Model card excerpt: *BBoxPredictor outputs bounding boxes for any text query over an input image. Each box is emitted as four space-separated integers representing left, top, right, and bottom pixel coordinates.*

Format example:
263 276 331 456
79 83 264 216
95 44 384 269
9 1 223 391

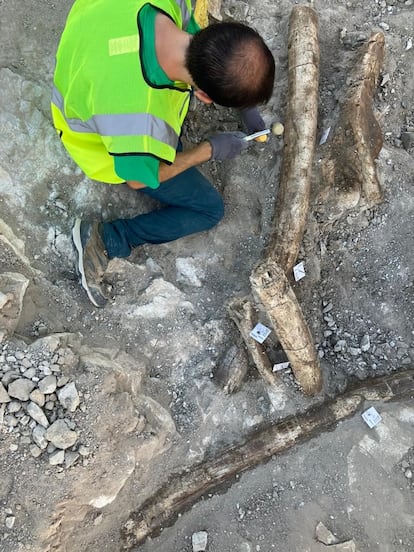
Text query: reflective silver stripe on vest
175 0 191 28
52 86 178 146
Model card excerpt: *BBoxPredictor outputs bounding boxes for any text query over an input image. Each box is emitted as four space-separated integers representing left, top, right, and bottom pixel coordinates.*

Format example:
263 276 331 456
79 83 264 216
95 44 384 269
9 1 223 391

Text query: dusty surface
138 399 414 552
0 0 413 551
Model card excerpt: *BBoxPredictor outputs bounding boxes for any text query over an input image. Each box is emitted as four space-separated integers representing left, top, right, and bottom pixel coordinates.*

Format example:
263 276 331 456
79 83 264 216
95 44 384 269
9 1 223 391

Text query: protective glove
239 107 266 134
208 131 249 160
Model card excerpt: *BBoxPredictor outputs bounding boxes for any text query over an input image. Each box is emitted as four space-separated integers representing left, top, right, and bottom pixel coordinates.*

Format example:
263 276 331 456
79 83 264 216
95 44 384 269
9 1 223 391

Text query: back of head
186 22 275 108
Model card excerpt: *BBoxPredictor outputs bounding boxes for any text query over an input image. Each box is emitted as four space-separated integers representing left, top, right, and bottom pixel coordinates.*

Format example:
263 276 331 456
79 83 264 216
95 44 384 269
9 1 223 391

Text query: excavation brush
244 122 285 142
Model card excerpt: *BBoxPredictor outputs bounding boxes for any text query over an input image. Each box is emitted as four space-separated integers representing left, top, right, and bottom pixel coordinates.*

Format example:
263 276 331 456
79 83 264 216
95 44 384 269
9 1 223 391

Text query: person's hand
239 107 266 134
208 131 249 160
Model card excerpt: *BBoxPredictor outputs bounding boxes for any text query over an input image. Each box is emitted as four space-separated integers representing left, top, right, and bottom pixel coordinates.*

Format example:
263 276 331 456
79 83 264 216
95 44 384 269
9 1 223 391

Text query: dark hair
185 22 275 108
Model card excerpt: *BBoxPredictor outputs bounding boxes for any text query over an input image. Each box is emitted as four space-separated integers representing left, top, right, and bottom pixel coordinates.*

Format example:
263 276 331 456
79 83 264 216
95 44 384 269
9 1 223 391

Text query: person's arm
126 141 211 189
159 141 212 181
126 132 249 189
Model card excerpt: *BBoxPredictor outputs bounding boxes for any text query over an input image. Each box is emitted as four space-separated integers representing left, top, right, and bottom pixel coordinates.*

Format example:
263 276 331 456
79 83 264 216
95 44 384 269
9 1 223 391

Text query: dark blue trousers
102 165 224 259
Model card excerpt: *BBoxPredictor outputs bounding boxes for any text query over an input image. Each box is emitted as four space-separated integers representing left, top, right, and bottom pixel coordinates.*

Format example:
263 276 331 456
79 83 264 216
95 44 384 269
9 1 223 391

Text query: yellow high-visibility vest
52 0 194 183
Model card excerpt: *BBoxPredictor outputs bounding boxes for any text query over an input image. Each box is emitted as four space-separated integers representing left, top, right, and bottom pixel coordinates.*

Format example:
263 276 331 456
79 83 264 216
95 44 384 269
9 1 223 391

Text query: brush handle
243 129 271 141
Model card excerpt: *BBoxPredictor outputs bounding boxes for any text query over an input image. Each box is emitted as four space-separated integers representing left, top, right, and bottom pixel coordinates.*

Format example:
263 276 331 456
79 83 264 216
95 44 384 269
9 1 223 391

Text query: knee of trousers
205 196 224 228
203 192 225 228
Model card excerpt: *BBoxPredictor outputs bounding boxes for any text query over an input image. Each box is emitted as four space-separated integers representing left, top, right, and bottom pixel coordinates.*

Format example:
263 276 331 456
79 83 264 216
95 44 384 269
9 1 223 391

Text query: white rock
78 445 91 457
129 278 194 319
360 334 371 352
30 388 46 407
0 291 12 309
381 73 390 86
49 449 65 465
0 273 30 338
0 382 10 403
23 367 36 379
7 401 21 413
315 521 339 545
5 516 15 529
176 257 203 287
40 366 52 376
192 531 208 552
65 451 80 468
29 444 43 458
8 378 36 401
45 419 78 449
32 425 48 449
5 415 19 428
38 375 57 394
57 375 69 387
27 401 49 428
57 382 80 412
22 358 32 369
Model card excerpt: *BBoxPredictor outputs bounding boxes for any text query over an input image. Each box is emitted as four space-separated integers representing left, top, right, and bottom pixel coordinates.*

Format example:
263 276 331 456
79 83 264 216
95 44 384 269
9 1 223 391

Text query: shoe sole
72 218 101 308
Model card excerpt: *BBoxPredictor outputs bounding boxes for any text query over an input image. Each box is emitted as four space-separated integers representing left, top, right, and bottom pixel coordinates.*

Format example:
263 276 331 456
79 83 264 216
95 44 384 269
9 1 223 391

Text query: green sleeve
114 154 160 189
186 13 201 34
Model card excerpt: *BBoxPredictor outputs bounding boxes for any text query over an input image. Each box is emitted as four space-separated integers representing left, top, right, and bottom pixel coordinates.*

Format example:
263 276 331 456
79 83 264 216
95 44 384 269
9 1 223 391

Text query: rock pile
0 340 89 468
317 299 413 380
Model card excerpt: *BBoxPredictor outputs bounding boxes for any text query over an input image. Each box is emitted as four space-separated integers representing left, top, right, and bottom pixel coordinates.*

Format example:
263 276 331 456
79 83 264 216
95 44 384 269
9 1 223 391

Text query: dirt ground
0 0 413 551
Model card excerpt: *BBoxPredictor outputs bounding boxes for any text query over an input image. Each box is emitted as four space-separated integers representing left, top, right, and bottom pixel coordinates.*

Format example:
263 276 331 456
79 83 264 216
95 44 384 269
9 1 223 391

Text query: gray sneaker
72 218 109 308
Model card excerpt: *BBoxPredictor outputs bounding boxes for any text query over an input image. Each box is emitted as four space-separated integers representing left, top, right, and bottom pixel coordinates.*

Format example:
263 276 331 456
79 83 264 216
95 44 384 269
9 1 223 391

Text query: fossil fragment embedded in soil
227 296 277 387
320 32 385 217
122 369 414 550
251 259 322 396
213 342 249 395
266 5 320 274
228 6 321 395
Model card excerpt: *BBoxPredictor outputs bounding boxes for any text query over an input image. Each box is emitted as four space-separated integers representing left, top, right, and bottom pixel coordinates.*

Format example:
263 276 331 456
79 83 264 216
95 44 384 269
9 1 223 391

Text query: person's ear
194 89 213 104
